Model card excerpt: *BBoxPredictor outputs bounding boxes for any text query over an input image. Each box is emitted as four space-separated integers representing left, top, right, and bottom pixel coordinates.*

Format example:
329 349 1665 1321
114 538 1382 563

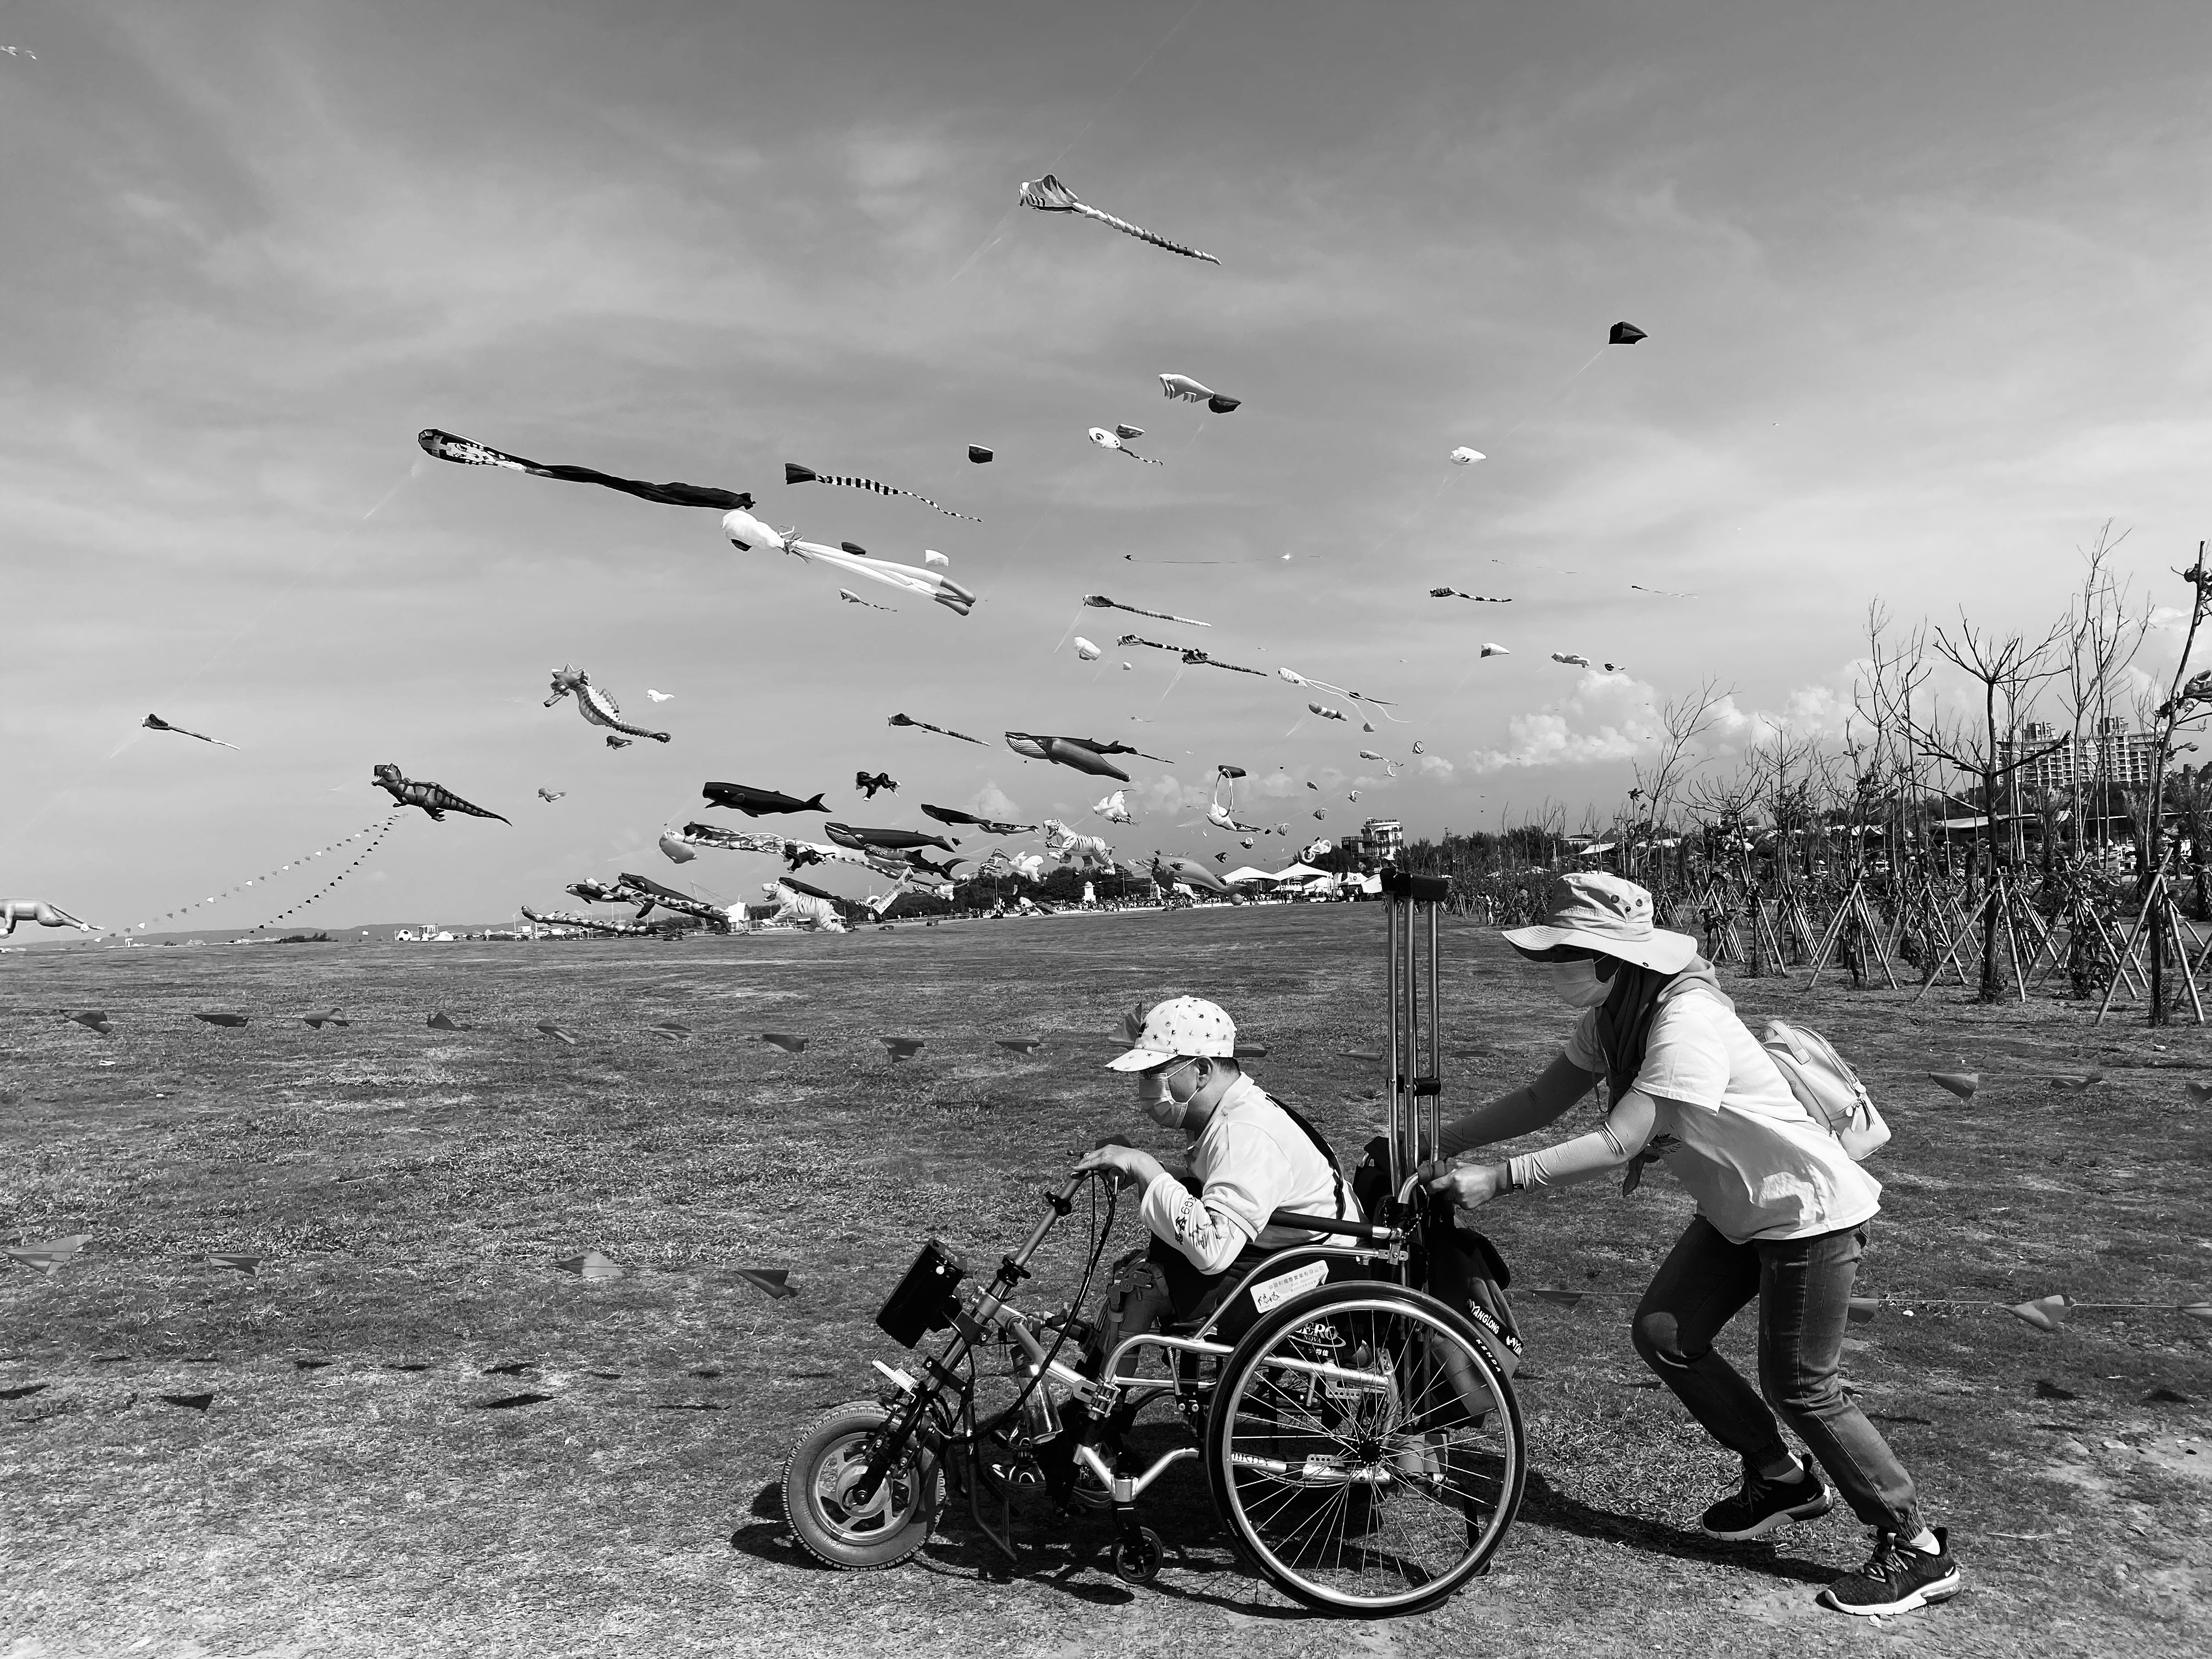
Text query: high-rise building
2000 720 2161 793
1338 819 1408 868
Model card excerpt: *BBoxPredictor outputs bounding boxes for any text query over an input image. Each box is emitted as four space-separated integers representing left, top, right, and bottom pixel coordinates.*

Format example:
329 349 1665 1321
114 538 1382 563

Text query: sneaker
1820 1527 1961 1617
1700 1463 1835 1539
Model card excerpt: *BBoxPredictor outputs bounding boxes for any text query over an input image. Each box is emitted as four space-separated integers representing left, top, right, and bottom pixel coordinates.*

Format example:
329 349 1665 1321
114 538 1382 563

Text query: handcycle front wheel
783 1401 941 1570
1204 1282 1525 1615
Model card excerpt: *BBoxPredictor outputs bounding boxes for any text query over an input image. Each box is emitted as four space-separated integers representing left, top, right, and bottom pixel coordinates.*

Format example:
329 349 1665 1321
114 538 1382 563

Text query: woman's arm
1429 1088 1659 1207
1434 1053 1598 1160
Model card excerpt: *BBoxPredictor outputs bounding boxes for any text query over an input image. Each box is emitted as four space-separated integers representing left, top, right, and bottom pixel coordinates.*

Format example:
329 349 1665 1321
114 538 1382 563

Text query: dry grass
2 907 2208 1658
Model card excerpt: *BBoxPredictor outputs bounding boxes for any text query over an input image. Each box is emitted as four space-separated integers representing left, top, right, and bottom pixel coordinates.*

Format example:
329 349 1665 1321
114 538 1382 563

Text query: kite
1308 703 1347 722
839 588 892 611
735 1266 798 1301
1412 741 1425 754
1153 855 1230 896
1018 173 1218 264
1550 653 1592 668
1084 594 1210 628
1089 424 1163 465
143 713 239 749
1 46 35 59
544 665 670 744
1118 633 1183 655
919 805 1036 834
1094 790 1133 825
879 1036 926 1061
5 1235 87 1276
1449 447 1485 465
657 832 697 864
555 1251 622 1279
1629 585 1696 599
1306 781 1318 791
538 1023 580 1046
207 1252 261 1274
783 462 978 522
1006 732 1124 780
1609 321 1647 346
538 788 565 803
1347 792 1360 802
701 783 827 817
1481 644 1510 658
1159 374 1241 414
300 1011 348 1029
522 904 657 938
69 1009 112 1034
763 878 858 931
194 1013 247 1028
1041 821 1115 872
1277 667 1398 710
647 689 674 702
855 771 899 800
888 712 988 746
923 550 949 567
418 428 754 511
668 823 898 875
1313 809 1328 820
721 509 979 616
373 764 509 824
1207 802 1262 833
1929 1071 1979 1101
1601 662 1626 674
902 850 963 881
1180 648 1268 678
1074 637 1103 661
1358 750 1384 761
427 1012 472 1031
1429 589 1511 602
968 444 994 464
606 736 633 749
823 823 958 855
1302 839 1331 862
3 900 92 936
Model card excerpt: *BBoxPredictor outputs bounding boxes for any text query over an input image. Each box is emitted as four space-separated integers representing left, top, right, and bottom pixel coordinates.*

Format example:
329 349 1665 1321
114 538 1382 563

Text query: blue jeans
1632 1216 1922 1535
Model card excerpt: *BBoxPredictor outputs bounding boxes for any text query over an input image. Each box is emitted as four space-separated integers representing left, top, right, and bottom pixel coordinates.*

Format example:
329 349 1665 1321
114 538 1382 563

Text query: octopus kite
372 764 509 824
1018 173 1219 264
722 509 979 615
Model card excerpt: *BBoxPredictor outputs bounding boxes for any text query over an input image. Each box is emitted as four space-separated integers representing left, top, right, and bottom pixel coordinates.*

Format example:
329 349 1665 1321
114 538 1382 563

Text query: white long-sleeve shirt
1138 1074 1358 1273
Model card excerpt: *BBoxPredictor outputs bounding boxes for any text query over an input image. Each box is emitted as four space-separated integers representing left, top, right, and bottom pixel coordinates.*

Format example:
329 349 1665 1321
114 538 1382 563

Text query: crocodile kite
372 764 509 824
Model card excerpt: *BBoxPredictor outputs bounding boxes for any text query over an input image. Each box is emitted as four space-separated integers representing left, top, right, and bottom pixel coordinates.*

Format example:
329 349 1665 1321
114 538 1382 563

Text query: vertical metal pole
1401 885 1418 1178
1386 891 1403 1190
1424 899 1441 1167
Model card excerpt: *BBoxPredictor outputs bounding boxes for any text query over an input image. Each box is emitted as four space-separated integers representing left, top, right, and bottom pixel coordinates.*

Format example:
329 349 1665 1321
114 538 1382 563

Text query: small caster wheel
1111 1526 1164 1584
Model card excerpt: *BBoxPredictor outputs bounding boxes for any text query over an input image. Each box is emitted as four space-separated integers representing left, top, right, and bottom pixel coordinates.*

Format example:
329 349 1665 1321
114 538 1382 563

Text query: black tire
783 1401 940 1570
1205 1283 1524 1615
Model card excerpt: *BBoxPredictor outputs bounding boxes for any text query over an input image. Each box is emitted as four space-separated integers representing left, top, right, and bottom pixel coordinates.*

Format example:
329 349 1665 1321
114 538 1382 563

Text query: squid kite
839 589 892 611
1429 588 1512 602
1449 447 1485 466
920 804 1037 834
419 428 753 511
2 899 91 936
143 713 238 749
855 771 898 799
545 665 670 744
1089 424 1161 465
1609 321 1647 345
721 509 979 616
1159 374 1240 414
1074 637 1103 662
373 764 507 824
1018 173 1218 264
1093 790 1133 825
784 462 979 522
1084 594 1210 629
1278 667 1396 709
889 712 987 746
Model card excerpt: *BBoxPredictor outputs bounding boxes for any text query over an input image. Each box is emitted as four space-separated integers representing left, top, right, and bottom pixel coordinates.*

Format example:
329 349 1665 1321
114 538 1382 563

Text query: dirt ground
2 905 2207 1658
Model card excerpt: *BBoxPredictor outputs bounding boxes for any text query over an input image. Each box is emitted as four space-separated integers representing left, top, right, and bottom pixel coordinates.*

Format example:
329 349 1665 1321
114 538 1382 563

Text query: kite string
91 812 402 940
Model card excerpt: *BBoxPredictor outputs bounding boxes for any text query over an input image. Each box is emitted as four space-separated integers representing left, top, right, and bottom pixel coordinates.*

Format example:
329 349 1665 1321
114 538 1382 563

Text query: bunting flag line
784 463 979 522
94 813 403 940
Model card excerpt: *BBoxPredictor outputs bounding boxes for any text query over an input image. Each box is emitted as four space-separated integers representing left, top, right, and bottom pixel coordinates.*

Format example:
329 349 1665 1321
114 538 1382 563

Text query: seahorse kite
544 665 670 744
372 764 509 824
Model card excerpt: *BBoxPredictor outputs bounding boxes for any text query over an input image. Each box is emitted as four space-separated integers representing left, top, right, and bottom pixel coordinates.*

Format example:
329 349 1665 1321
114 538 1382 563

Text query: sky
3 1 2210 930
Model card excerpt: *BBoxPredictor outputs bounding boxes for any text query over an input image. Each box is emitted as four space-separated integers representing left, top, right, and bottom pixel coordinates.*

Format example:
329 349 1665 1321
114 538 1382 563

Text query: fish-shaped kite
1153 855 1231 896
657 832 697 864
1180 648 1267 678
373 764 509 824
1018 173 1218 264
701 782 827 817
784 462 979 521
143 713 239 749
825 823 958 856
668 823 899 876
1629 584 1696 599
839 588 892 610
888 712 987 746
521 904 658 938
605 735 631 749
720 509 979 616
919 805 1037 834
855 771 898 799
1429 588 1512 602
1006 733 1126 781
418 428 754 511
1159 374 1241 414
1088 424 1162 465
1084 594 1210 628
544 665 670 744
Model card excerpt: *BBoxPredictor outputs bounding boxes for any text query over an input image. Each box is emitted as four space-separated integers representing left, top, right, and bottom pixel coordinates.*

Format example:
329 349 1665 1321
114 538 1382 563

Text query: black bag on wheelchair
1354 1133 1523 1375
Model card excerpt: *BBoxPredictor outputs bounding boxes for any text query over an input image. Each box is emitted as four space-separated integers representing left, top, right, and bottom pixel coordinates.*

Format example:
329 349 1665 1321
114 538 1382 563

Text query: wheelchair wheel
1204 1283 1523 1615
783 1401 941 1570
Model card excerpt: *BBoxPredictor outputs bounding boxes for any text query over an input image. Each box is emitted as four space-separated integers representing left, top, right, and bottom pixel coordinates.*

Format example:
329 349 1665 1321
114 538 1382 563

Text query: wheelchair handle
1268 1208 1399 1244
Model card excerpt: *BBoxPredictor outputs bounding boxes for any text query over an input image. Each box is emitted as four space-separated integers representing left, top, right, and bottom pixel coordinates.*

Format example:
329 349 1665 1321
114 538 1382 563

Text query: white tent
1268 861 1330 881
1224 866 1279 884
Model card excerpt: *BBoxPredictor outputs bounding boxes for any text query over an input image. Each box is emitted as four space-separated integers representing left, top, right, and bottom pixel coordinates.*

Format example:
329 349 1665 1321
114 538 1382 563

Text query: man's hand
1074 1142 1169 1192
1421 1158 1508 1210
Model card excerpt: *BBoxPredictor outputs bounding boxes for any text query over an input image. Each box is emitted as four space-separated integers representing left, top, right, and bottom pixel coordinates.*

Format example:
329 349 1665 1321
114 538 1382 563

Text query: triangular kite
995 1039 1045 1055
426 1011 471 1031
759 1033 808 1053
160 1392 216 1411
2008 1294 2073 1332
536 1022 578 1045
1608 321 1647 345
554 1251 624 1280
194 1012 248 1028
648 1022 692 1041
735 1267 797 1301
1524 1289 1585 1307
301 1011 348 1029
1846 1297 1878 1325
1928 1071 1979 1100
880 1036 926 1060
70 1010 112 1035
206 1252 261 1274
2033 1377 2079 1400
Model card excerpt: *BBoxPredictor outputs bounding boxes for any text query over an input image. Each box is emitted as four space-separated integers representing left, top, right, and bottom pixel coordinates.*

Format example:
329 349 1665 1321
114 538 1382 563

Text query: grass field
3 905 2208 1659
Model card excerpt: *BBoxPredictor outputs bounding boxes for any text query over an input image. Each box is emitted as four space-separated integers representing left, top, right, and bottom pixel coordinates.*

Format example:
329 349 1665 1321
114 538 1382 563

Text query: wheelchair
781 872 1525 1615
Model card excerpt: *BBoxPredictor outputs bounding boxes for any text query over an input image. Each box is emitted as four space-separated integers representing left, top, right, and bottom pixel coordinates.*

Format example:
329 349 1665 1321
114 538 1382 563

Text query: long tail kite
1018 174 1218 264
544 666 670 743
1084 594 1210 629
417 428 754 511
372 764 509 825
143 713 239 749
888 712 986 745
668 822 902 877
838 589 892 611
721 510 979 616
1278 667 1402 715
785 464 979 522
1180 648 1267 678
1429 588 1514 603
522 904 657 938
920 805 1038 834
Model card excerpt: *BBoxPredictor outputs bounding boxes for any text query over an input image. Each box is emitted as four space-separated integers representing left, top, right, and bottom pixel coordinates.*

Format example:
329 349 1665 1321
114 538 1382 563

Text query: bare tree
2059 523 2150 862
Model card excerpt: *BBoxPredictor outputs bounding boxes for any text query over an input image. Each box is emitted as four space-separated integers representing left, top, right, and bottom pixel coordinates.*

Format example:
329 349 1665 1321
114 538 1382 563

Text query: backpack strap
1257 1090 1348 1220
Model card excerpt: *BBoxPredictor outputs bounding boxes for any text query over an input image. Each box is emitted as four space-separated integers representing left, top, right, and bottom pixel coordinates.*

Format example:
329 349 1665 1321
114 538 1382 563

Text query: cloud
965 781 1021 821
1470 672 1661 774
1418 753 1455 779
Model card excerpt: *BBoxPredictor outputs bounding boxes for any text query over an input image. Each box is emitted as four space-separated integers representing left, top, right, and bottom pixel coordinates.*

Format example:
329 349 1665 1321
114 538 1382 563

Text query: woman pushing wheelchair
1422 872 1961 1620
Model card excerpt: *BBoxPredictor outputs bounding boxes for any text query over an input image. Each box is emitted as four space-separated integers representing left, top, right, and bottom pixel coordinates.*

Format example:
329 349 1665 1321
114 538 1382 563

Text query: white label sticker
1249 1260 1330 1313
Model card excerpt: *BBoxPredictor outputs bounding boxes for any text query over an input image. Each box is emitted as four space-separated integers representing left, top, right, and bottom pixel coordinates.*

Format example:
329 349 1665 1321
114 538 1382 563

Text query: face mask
1548 959 1615 1008
1137 1059 1199 1129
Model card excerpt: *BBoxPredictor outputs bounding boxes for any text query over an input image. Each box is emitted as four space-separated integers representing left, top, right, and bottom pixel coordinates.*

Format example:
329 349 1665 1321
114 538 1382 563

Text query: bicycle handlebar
1268 1209 1400 1244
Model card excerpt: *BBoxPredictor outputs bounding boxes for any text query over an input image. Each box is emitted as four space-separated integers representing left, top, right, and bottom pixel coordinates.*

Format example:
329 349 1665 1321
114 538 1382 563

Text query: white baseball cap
1104 996 1237 1071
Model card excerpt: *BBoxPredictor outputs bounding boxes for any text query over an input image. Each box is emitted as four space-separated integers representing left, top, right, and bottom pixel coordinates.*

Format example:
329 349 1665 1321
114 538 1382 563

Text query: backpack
1759 1018 1890 1160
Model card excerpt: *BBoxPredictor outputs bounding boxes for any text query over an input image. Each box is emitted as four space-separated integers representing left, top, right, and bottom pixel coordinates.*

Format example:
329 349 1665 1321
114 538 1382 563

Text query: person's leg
1754 1225 1922 1536
1632 1218 1787 1468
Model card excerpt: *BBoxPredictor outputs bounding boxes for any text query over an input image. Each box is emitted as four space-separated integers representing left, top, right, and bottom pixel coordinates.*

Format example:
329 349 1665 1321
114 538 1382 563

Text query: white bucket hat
1105 996 1237 1071
1502 872 1697 973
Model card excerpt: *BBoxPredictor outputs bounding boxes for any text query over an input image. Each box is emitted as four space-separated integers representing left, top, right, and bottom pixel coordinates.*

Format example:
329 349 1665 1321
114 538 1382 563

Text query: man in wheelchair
1071 997 1361 1379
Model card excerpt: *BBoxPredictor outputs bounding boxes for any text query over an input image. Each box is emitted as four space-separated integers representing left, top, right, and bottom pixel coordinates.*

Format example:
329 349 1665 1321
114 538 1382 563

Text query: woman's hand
1421 1158 1508 1210
1074 1143 1167 1192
